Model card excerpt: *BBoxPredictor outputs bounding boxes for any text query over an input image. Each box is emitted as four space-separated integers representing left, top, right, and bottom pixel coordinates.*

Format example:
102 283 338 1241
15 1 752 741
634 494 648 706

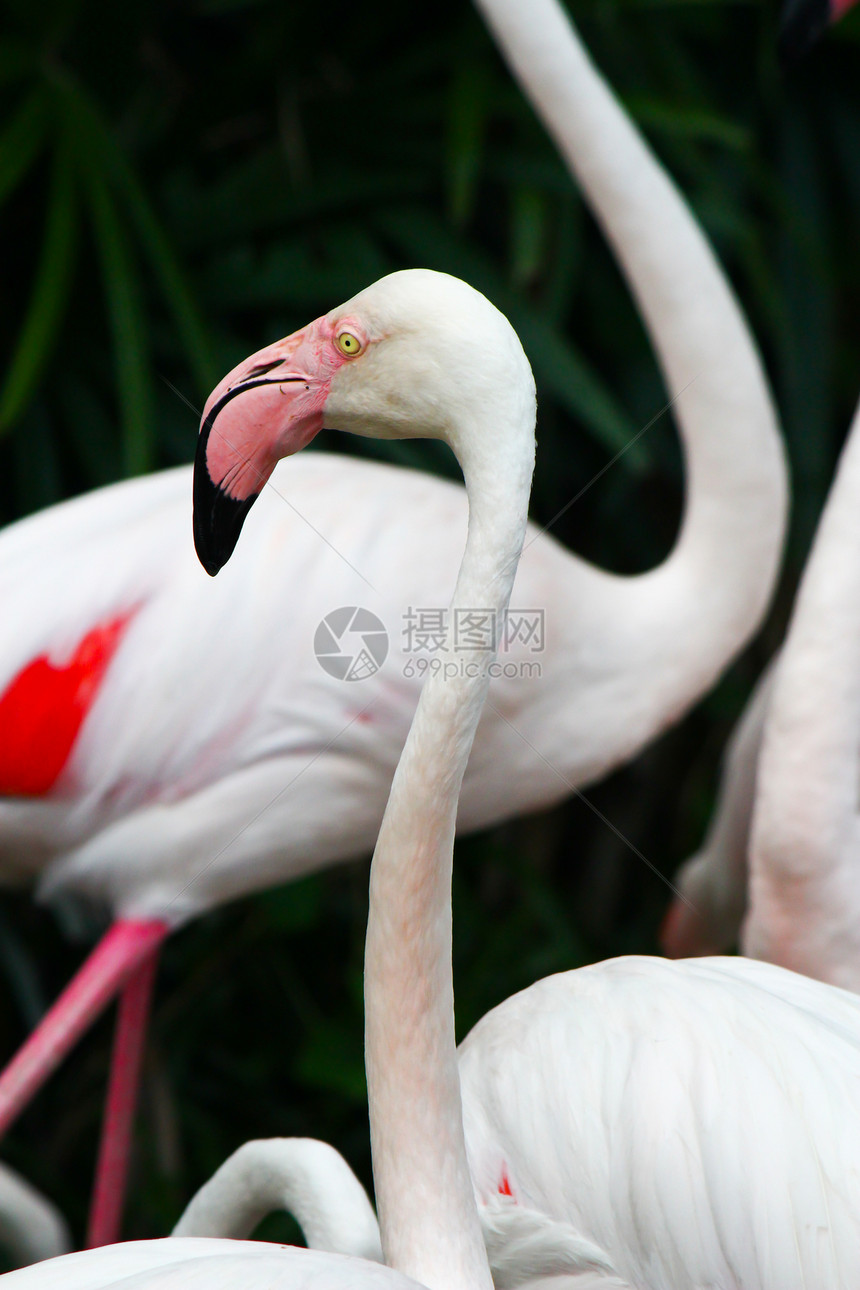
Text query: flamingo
661 0 860 965
197 268 860 1287
666 0 860 960
3 267 858 1290
0 1165 69 1269
663 396 860 990
0 0 786 1246
0 266 541 1290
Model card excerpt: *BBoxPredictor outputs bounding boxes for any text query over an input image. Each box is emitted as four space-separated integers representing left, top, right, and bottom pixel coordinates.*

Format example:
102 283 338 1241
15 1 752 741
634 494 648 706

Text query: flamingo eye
336 331 363 358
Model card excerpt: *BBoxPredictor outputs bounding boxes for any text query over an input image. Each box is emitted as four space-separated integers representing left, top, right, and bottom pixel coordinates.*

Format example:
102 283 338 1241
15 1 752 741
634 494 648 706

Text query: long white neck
747 399 860 958
171 1138 382 1261
475 0 787 729
365 407 535 1290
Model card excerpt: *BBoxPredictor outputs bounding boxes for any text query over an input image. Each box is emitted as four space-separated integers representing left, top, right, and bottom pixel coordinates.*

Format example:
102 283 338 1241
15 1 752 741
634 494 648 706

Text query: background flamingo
661 0 860 971
0 0 786 1248
663 394 860 992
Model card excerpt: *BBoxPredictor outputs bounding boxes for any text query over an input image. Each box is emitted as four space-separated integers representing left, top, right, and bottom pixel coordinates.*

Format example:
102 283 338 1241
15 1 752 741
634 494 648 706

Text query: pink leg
86 947 161 1248
0 920 168 1138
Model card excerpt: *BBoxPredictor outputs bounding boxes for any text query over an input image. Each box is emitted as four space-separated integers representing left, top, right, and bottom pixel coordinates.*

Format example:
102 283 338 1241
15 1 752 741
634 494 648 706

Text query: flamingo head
193 268 533 576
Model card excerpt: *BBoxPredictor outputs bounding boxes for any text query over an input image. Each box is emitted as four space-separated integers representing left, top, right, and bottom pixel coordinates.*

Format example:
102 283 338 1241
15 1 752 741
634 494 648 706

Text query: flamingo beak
193 326 327 576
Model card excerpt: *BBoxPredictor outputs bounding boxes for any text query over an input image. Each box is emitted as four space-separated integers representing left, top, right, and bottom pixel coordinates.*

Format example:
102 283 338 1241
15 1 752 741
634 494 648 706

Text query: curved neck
171 1138 382 1261
752 399 860 883
365 412 534 1290
475 0 787 676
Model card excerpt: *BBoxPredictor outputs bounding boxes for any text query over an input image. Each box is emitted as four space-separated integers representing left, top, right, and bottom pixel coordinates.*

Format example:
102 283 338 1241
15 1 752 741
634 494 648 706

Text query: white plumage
460 955 860 1288
662 395 860 995
172 1138 382 1261
0 271 852 1290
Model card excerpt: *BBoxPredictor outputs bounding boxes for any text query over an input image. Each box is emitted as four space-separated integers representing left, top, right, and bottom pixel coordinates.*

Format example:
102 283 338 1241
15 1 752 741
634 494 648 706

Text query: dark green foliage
0 0 859 1257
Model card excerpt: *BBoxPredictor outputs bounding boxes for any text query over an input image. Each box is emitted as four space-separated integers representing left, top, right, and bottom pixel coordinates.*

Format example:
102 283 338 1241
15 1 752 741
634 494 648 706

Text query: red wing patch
498 1166 514 1198
0 611 137 797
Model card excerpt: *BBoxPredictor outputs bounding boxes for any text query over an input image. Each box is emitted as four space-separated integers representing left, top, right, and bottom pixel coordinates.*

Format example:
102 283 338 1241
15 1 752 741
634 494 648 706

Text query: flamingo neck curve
172 1138 382 1260
474 0 787 730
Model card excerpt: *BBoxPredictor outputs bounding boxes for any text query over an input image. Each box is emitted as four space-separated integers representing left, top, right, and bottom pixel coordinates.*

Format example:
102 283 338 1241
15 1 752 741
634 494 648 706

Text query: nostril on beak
245 359 286 379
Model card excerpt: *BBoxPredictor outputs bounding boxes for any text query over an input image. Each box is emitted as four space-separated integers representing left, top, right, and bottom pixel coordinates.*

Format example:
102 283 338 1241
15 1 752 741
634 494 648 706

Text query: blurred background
0 0 859 1256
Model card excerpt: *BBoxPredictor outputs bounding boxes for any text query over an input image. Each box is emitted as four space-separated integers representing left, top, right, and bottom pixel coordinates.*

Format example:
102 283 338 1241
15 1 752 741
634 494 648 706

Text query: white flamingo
201 268 860 1286
661 0 860 970
2 269 859 1290
0 265 540 1290
0 0 786 1246
663 395 860 992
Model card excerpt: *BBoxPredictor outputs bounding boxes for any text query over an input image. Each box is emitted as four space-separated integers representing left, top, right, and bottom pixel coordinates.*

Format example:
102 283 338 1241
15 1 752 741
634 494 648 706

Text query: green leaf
59 372 121 484
542 193 582 326
112 156 220 398
12 400 62 512
83 161 154 476
52 78 219 399
446 53 491 225
0 37 35 88
0 137 77 435
509 186 548 286
0 87 48 209
627 96 753 152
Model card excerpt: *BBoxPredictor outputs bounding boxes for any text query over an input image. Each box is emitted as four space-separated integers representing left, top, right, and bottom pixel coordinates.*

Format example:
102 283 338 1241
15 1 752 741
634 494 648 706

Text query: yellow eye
336 331 363 357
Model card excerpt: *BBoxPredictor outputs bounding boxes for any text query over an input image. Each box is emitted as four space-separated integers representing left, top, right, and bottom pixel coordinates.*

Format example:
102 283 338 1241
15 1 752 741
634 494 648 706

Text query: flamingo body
0 1239 425 1290
662 397 860 993
0 444 768 926
0 452 635 922
461 955 860 1288
160 953 860 1289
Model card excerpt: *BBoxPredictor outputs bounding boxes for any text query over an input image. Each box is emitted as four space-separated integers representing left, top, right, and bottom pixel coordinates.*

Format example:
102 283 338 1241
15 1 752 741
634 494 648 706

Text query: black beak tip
778 0 831 64
192 435 259 577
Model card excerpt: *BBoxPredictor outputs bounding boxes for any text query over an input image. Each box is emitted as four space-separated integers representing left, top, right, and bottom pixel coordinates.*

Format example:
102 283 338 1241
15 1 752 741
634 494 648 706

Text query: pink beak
193 323 330 576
